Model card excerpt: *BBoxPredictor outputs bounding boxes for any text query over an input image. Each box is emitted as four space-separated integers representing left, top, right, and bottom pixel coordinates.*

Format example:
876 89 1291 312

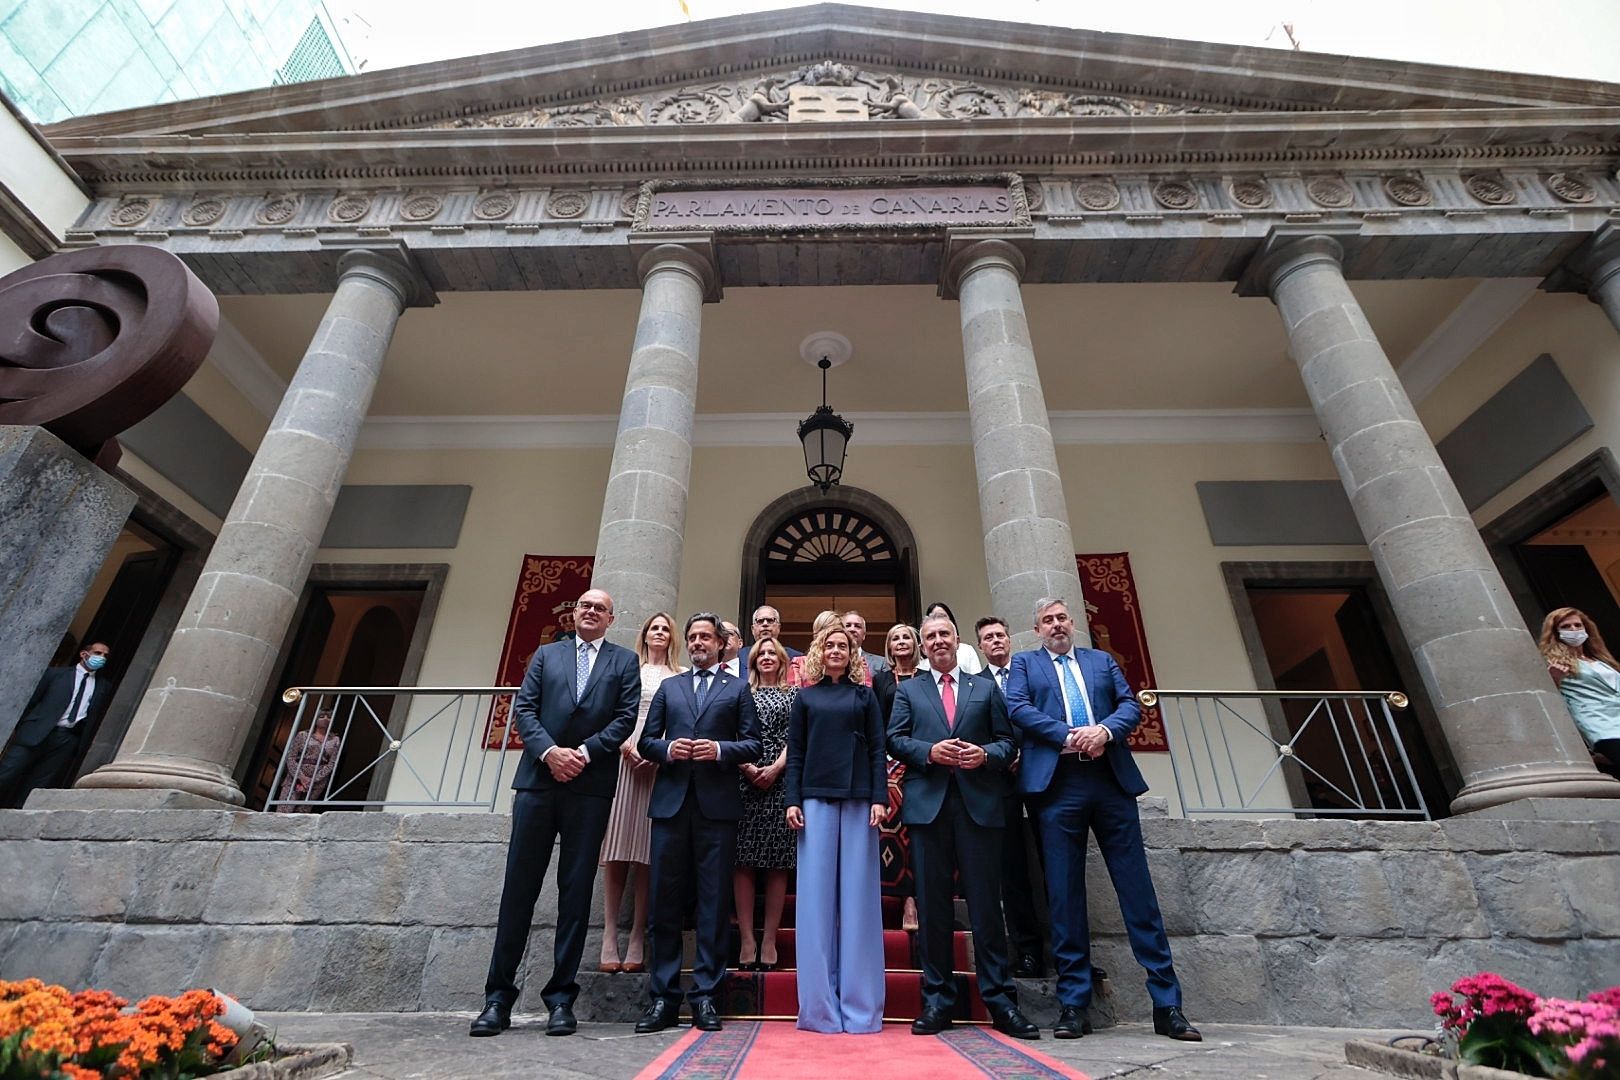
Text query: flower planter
217 1043 352 1080
1346 1040 1543 1080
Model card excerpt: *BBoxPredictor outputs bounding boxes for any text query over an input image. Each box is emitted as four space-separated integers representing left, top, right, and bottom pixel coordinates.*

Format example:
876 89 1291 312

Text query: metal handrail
1136 687 1430 820
265 685 523 812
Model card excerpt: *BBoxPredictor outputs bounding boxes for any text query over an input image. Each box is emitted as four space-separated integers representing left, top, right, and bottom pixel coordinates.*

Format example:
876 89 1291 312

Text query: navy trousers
1033 757 1180 1010
647 797 737 1005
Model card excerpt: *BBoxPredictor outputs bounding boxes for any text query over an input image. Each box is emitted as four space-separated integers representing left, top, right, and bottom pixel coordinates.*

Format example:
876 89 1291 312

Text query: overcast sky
329 0 1620 84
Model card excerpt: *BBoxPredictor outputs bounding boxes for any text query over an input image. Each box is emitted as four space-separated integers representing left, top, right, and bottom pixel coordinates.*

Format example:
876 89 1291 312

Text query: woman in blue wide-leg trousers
795 796 885 1033
784 625 890 1035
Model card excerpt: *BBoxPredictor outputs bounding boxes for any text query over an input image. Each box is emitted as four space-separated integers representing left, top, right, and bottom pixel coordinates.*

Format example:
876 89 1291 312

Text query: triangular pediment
41 3 1620 141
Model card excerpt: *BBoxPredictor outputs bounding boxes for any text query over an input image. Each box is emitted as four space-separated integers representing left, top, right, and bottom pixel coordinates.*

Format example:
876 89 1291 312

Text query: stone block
1334 939 1449 1026
1557 857 1620 937
1260 937 1354 1027
316 812 405 841
1465 854 1580 939
0 426 136 752
1359 820 1446 851
0 811 44 839
1261 819 1371 851
399 813 511 844
1573 938 1620 992
0 840 63 920
1144 848 1195 936
202 843 318 924
126 840 225 922
35 808 234 840
1438 817 1515 853
1384 852 1489 938
398 841 510 926
1300 852 1404 938
417 927 495 1011
1184 852 1305 935
92 926 207 1000
305 842 407 924
1181 819 1268 851
1433 938 1584 1002
1504 820 1610 854
192 925 329 1011
228 813 321 840
1171 935 1272 1022
49 841 138 919
310 927 432 1011
0 922 111 988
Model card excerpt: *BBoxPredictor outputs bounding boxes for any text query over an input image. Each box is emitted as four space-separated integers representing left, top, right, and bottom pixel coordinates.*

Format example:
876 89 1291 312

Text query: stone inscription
642 185 1018 230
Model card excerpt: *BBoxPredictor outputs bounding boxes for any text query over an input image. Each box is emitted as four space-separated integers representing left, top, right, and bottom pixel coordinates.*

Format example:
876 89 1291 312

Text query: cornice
53 107 1620 189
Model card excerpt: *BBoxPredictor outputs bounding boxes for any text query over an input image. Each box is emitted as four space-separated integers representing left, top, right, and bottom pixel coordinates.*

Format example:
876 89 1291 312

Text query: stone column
592 239 718 648
78 250 432 806
943 234 1086 653
1546 223 1620 335
1244 233 1619 815
1583 256 1620 334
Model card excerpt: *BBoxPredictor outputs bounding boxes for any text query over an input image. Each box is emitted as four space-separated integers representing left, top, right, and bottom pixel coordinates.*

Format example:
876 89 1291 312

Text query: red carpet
635 1021 1090 1079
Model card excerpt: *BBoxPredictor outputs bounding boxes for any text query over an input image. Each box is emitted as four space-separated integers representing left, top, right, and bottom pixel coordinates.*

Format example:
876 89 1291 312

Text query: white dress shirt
57 667 96 728
544 635 604 762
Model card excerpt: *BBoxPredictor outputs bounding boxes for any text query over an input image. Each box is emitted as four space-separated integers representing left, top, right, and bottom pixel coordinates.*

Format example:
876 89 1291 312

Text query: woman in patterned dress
598 612 682 972
872 624 926 931
273 710 341 812
734 637 796 969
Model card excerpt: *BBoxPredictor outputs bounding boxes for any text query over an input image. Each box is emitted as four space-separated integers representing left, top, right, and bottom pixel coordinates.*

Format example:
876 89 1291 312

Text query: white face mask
1559 629 1589 648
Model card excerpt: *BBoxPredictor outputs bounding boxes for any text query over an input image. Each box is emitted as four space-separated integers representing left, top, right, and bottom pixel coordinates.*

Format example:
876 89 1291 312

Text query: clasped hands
740 760 782 790
927 738 988 769
667 738 721 762
545 746 588 781
1064 724 1111 759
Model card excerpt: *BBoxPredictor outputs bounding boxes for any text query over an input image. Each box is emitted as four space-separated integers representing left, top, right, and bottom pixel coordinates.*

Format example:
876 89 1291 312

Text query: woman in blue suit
784 625 888 1034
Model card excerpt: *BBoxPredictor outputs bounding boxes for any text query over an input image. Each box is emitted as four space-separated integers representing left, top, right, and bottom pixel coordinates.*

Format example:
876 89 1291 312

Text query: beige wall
0 102 87 274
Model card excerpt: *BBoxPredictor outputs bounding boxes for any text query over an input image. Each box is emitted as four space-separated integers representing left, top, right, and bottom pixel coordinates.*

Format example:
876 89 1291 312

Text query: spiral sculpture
0 245 218 463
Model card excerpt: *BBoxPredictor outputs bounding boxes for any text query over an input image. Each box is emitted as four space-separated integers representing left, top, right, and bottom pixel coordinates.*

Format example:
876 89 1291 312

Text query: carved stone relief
1463 173 1515 205
1073 179 1121 212
1546 172 1596 204
400 193 443 221
1305 176 1355 209
328 193 372 223
1383 175 1432 207
472 191 516 220
430 62 1231 130
181 197 227 227
255 195 301 226
545 191 589 219
1228 178 1274 209
1152 179 1200 211
108 197 156 227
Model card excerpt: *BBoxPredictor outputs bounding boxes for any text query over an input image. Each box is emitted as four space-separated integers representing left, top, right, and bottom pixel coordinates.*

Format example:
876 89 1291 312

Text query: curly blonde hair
1539 606 1620 671
800 626 868 685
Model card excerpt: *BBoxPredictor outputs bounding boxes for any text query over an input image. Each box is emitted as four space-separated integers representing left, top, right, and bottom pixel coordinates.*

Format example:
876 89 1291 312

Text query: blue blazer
639 668 762 821
510 637 641 797
1004 647 1147 798
887 669 1016 828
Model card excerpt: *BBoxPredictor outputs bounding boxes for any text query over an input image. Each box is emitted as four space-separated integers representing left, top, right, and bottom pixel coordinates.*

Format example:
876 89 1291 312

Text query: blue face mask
84 655 107 671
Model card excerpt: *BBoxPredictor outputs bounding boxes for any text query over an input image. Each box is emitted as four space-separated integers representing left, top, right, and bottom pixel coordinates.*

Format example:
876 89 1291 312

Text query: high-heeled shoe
621 943 645 973
598 961 623 974
758 947 779 971
902 896 919 932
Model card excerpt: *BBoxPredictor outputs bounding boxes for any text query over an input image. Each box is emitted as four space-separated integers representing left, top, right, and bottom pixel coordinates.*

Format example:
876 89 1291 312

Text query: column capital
939 228 1034 300
1235 226 1357 299
631 233 721 302
1541 222 1620 299
332 244 438 309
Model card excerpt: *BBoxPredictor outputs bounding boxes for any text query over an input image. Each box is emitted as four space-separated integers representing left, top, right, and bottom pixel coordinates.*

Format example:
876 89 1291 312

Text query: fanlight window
766 509 895 564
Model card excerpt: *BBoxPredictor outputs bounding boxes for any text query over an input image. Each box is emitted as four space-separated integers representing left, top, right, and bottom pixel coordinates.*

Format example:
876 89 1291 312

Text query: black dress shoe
1053 1006 1092 1039
692 999 723 1032
911 1006 953 1035
546 1004 577 1036
1153 1005 1202 1042
469 1003 510 1038
992 1008 1040 1040
635 998 679 1034
1013 954 1044 979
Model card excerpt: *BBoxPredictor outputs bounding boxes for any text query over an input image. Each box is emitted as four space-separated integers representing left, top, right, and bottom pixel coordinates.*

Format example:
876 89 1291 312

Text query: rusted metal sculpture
0 246 218 466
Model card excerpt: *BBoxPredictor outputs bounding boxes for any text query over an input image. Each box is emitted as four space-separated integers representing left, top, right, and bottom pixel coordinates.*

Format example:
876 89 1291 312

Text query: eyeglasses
753 615 779 625
576 601 611 614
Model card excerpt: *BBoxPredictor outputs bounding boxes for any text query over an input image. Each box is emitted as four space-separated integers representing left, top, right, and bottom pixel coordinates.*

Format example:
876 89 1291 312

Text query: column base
75 755 247 807
1452 796 1620 822
25 787 240 811
1449 768 1620 817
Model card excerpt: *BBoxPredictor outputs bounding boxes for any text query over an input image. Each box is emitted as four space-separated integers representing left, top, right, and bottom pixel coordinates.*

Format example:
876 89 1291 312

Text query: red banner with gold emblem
1077 552 1168 752
483 554 595 750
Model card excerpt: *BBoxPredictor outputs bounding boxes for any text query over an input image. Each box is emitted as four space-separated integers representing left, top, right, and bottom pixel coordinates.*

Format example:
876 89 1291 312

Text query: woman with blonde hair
734 637 796 970
785 624 887 1033
598 611 683 972
1540 606 1620 779
787 610 847 686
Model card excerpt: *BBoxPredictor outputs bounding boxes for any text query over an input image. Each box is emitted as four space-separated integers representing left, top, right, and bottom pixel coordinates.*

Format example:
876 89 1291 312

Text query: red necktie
941 673 956 730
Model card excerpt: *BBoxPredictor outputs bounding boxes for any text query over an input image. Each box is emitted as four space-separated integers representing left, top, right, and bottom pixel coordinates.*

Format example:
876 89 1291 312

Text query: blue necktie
695 669 713 709
1056 654 1087 728
576 640 591 698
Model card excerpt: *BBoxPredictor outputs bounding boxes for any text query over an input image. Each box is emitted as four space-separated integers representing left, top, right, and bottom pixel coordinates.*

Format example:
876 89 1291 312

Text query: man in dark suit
0 642 113 808
887 615 1039 1040
843 610 890 678
1005 598 1199 1042
635 612 762 1034
473 588 641 1039
977 615 1048 979
737 604 802 672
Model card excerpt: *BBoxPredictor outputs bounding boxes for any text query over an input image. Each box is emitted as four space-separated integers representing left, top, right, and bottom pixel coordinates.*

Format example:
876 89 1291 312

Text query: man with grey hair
738 604 802 672
1004 597 1199 1043
842 610 890 677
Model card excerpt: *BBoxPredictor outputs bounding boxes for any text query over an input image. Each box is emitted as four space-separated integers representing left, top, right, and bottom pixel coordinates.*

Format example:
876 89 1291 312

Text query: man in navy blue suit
636 612 762 1034
1005 597 1200 1042
472 588 641 1039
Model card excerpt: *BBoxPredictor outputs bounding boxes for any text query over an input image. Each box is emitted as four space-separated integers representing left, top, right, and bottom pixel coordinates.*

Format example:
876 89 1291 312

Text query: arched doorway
740 486 920 651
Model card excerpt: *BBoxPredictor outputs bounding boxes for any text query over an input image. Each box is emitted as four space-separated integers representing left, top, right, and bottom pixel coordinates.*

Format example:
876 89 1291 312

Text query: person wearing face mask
1540 607 1620 780
0 643 113 808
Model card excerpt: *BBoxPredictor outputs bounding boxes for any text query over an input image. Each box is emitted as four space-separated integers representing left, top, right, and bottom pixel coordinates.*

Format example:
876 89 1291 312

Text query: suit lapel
697 671 728 723
578 640 611 702
918 672 950 733
956 672 979 733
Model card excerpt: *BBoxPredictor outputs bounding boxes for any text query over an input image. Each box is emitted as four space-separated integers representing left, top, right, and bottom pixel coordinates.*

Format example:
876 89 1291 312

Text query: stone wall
0 808 1614 1027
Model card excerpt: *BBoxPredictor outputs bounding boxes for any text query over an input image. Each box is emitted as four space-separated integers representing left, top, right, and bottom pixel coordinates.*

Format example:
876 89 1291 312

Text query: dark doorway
1242 583 1452 818
1510 492 1620 644
245 586 424 809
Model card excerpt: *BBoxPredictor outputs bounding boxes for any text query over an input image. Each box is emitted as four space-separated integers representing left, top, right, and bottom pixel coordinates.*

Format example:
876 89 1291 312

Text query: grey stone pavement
264 1013 1405 1079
